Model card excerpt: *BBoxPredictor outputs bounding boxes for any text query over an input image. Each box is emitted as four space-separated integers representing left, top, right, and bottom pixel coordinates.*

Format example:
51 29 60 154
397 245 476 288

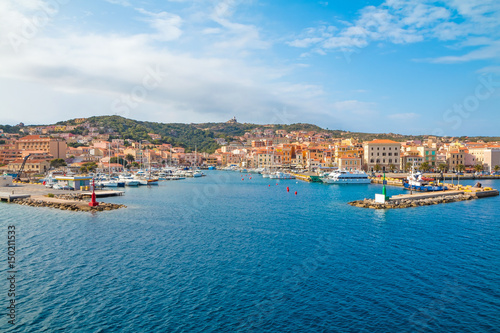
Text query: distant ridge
2 115 499 153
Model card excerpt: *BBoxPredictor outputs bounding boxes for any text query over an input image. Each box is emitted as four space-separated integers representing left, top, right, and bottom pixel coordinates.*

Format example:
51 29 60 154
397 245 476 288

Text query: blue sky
1 0 499 136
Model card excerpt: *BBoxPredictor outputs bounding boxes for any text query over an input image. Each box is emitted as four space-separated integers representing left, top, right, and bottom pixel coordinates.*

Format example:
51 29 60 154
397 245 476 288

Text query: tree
389 164 396 172
80 162 97 174
125 154 135 163
405 162 412 172
474 164 483 173
50 158 67 168
374 164 381 172
420 162 430 172
494 165 500 173
457 164 465 172
438 163 448 173
131 162 139 168
110 157 128 167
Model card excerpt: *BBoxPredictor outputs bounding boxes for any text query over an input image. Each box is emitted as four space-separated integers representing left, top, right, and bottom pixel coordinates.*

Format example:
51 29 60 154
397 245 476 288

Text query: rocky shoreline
12 193 126 212
349 194 474 209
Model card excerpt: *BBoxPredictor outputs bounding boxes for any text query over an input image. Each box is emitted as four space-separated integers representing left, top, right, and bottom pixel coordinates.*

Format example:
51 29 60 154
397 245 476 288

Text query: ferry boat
322 170 371 184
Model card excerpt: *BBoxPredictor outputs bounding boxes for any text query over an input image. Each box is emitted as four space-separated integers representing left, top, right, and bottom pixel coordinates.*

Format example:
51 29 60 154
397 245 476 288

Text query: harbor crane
15 154 32 181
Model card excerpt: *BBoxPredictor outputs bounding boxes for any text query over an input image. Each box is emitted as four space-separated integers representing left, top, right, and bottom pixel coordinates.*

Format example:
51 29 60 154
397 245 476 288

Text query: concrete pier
349 188 498 209
81 190 124 198
0 193 31 203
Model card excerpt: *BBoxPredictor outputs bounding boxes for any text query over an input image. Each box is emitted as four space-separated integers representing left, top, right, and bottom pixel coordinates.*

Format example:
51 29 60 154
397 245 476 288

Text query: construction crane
15 154 32 181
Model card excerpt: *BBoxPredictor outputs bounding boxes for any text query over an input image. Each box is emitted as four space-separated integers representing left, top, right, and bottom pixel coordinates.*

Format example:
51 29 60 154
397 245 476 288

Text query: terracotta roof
366 139 400 144
19 135 44 140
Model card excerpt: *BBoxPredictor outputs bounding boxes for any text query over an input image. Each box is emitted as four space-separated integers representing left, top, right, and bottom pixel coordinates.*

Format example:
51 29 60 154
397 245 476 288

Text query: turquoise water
1 171 499 332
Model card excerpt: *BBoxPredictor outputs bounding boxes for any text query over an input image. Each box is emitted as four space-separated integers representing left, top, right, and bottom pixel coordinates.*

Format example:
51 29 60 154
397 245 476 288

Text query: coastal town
0 117 499 179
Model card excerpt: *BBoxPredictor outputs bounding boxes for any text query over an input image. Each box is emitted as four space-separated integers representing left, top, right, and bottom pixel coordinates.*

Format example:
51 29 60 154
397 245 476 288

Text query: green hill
25 115 500 154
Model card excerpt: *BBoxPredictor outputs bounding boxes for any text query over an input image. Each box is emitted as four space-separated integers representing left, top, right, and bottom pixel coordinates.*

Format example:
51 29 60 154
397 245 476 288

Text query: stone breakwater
13 195 126 212
349 194 474 209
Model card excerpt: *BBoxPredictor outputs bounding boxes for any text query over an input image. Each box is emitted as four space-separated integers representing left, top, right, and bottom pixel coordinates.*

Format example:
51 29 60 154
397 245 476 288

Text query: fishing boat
403 167 447 192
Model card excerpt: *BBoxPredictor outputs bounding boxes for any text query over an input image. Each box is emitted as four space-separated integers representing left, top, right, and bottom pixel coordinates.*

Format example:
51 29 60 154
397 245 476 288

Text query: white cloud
388 112 420 120
427 40 500 63
0 1 330 126
136 8 183 41
105 0 131 7
287 0 500 62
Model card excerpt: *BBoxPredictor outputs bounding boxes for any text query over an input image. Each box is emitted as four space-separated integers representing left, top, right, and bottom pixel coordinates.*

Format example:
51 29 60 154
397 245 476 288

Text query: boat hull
322 179 371 184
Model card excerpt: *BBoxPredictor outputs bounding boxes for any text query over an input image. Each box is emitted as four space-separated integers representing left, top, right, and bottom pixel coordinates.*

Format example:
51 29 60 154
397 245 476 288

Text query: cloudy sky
1 0 499 136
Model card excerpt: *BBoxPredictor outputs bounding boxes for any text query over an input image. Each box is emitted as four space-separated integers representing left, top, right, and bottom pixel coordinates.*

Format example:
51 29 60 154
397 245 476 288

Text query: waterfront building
416 146 437 169
401 150 423 170
54 176 92 190
446 149 466 171
363 139 401 172
16 135 67 159
483 148 500 172
0 146 22 165
338 156 362 171
7 156 51 174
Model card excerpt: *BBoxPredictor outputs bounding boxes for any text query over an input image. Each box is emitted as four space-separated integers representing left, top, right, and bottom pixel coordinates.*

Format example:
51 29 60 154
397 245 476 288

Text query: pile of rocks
53 193 87 201
13 198 126 212
349 194 474 209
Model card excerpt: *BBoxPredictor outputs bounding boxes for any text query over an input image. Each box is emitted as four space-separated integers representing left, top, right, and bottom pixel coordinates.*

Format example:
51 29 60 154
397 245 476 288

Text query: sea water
1 171 499 332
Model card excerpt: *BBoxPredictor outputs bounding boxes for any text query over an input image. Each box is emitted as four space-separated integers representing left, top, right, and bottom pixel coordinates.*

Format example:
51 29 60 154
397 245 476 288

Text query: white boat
322 170 371 184
125 179 140 186
101 179 120 187
269 171 296 179
193 170 203 178
119 174 140 186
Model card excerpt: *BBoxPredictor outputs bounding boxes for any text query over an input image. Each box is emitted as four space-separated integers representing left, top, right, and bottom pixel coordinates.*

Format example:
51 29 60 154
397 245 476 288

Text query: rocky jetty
349 194 474 209
12 197 126 212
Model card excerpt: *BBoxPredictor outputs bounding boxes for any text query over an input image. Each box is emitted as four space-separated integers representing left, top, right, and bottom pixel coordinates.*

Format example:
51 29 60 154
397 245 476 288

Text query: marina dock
0 192 31 203
350 187 499 209
291 172 322 182
81 190 124 198
390 188 499 201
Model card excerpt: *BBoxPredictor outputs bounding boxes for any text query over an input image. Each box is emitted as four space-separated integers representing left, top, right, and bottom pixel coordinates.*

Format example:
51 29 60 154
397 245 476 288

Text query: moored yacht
322 170 371 184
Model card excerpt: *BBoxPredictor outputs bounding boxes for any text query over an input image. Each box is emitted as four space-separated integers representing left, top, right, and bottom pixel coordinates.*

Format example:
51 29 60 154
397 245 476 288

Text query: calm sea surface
1 171 499 332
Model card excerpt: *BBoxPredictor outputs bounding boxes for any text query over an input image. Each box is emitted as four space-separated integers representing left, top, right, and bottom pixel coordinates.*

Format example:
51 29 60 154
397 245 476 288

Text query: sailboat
102 143 123 187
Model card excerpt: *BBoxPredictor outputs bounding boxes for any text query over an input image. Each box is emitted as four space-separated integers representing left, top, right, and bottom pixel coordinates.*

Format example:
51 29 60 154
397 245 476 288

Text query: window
383 147 386 150
389 159 392 163
388 153 392 156
382 153 386 156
